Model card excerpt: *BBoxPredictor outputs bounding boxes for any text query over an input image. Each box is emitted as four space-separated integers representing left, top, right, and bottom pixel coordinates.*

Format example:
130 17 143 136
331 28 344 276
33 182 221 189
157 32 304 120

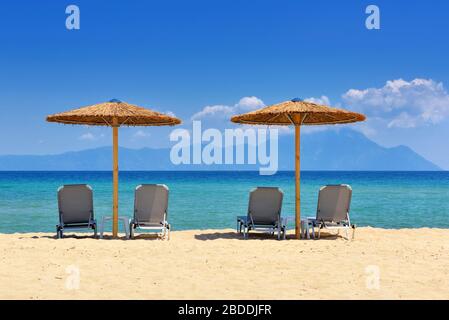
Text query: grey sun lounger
129 184 171 240
56 184 97 239
237 187 286 240
308 184 355 240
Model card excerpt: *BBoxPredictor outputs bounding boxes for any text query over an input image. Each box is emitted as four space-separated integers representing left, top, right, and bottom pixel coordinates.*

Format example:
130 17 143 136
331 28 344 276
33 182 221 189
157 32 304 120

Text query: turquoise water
0 171 449 233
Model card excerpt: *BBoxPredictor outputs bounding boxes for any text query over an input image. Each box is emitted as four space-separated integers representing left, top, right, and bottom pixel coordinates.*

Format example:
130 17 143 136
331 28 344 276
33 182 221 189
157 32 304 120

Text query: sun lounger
238 187 285 240
129 184 170 240
308 184 355 240
56 184 97 239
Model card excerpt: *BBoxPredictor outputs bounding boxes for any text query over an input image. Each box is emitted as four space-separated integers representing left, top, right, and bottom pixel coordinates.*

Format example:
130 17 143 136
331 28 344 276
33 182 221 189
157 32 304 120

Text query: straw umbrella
47 99 181 238
231 98 365 239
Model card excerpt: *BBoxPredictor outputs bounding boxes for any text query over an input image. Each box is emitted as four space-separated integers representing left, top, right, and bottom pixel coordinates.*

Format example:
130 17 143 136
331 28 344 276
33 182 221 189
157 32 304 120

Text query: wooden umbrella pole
112 118 119 238
295 125 301 239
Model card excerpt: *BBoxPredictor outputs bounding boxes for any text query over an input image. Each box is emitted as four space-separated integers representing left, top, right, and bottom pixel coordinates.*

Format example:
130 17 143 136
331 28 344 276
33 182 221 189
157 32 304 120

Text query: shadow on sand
22 233 163 241
194 231 345 241
20 231 346 241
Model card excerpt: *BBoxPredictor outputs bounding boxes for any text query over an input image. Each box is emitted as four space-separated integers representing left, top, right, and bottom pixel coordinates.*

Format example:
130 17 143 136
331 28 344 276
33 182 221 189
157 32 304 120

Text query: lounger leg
161 225 167 240
305 222 310 239
126 220 130 239
304 222 308 239
122 218 129 239
56 226 63 239
301 221 306 239
99 216 105 239
302 222 305 239
300 220 305 239
129 223 134 239
93 223 97 238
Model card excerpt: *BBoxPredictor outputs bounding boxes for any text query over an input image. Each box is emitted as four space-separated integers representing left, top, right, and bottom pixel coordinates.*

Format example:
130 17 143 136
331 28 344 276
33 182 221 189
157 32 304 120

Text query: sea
0 171 448 234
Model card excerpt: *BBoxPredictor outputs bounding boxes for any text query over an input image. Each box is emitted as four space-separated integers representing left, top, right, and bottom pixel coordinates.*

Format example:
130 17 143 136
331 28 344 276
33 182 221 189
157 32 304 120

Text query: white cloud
133 130 150 138
387 112 417 128
191 105 234 121
191 96 265 121
304 95 331 106
343 78 449 128
79 133 96 141
78 132 105 141
235 96 265 111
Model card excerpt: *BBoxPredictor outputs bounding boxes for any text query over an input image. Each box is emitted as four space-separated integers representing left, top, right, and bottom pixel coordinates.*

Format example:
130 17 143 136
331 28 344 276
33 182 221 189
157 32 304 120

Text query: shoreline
1 227 449 299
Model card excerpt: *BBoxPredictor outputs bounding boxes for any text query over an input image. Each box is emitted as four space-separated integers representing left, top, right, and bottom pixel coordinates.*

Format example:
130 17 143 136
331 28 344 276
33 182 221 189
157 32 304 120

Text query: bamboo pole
112 118 119 238
295 125 301 239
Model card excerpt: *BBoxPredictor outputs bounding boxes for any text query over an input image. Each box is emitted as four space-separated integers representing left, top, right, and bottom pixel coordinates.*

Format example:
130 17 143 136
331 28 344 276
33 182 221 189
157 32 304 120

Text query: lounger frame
238 187 286 240
56 184 97 239
129 184 171 240
309 184 355 240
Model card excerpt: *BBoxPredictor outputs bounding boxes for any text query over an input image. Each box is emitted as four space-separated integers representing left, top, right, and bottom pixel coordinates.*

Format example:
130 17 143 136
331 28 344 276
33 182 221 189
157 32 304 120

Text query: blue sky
1 0 449 168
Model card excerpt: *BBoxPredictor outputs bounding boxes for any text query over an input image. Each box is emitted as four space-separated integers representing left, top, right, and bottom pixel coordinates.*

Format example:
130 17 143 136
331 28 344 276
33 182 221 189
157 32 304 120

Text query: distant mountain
297 129 441 171
0 129 441 171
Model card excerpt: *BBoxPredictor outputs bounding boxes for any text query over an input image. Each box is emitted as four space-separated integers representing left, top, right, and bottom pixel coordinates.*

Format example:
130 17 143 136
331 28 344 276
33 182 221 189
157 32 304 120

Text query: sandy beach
0 227 449 300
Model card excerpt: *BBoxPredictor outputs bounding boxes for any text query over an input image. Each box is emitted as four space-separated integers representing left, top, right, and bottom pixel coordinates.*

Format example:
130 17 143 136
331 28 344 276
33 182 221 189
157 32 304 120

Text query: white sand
1 227 449 299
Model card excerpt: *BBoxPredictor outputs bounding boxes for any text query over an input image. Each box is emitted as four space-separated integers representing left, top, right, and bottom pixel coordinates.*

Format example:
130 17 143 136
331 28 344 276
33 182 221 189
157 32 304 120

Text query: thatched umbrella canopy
47 99 181 238
47 99 181 126
231 98 366 239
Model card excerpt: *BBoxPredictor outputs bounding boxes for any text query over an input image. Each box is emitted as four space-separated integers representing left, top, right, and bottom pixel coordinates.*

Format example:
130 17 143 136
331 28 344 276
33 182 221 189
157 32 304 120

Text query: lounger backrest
58 184 94 224
134 184 169 224
248 187 283 225
316 184 352 222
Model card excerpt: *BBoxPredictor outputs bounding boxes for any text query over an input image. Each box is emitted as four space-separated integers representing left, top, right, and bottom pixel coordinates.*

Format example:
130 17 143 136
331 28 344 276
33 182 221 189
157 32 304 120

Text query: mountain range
0 129 441 171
